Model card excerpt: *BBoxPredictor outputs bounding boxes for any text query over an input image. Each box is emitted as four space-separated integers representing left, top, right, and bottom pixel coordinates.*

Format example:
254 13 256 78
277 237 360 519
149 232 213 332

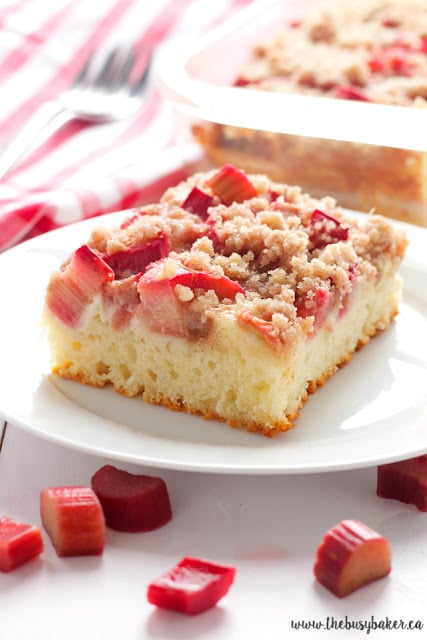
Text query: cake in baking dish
194 0 427 226
233 0 427 106
44 165 408 436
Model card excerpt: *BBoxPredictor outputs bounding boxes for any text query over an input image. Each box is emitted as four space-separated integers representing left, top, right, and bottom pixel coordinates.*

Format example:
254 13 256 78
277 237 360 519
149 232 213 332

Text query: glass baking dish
156 0 427 226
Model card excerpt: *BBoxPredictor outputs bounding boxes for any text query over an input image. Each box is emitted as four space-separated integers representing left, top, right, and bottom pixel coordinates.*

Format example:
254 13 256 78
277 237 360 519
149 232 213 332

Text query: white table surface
1 420 426 640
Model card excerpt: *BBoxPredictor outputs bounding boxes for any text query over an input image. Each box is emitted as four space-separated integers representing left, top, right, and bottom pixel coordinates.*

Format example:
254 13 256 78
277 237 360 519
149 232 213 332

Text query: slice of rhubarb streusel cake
44 165 408 436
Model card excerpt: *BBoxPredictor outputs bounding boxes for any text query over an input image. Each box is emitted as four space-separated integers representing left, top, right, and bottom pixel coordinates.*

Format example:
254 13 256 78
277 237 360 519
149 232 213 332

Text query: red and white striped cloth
0 0 254 252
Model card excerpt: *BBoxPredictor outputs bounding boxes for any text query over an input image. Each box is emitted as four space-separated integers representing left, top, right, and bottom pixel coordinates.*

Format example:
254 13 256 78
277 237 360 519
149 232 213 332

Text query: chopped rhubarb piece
140 259 244 301
137 267 187 336
40 486 105 557
91 465 172 532
181 186 213 220
267 189 281 202
119 209 148 229
377 455 427 511
69 245 114 290
45 244 114 327
206 165 257 205
309 209 349 249
237 310 282 350
0 517 43 572
107 274 141 329
368 46 413 76
334 85 371 101
147 557 236 615
337 264 357 319
233 76 253 87
137 258 244 336
314 519 391 598
103 232 170 279
386 46 413 75
368 53 384 73
295 286 334 332
204 216 222 252
381 18 400 28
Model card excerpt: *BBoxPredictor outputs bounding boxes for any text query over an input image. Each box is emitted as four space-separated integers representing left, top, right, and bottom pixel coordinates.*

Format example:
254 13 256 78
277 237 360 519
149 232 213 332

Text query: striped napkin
0 0 253 252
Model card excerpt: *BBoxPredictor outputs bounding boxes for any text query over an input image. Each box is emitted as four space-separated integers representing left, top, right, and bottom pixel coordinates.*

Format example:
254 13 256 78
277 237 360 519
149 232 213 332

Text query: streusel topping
86 167 407 346
235 0 427 107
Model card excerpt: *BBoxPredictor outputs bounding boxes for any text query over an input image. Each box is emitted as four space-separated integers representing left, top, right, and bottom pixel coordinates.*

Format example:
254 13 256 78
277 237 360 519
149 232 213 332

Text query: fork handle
0 101 71 180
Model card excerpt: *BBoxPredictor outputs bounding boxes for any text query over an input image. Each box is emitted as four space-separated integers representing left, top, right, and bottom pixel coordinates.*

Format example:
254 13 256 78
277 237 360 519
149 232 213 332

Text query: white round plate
0 212 426 474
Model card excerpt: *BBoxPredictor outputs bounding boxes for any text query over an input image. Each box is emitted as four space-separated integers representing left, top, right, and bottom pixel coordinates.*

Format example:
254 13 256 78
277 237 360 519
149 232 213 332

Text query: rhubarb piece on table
147 557 236 615
0 517 44 572
313 519 391 598
91 465 172 532
377 455 427 511
40 486 105 557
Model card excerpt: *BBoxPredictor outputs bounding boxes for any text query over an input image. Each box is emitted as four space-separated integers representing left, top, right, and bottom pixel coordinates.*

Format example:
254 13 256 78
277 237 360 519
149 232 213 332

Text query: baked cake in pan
44 165 408 436
194 0 427 226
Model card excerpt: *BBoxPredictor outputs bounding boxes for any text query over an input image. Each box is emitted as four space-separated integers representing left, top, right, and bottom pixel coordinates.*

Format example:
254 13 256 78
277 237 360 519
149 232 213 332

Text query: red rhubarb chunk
181 186 213 220
309 209 349 249
314 519 391 598
206 165 257 205
45 244 114 327
295 286 334 332
368 46 413 76
0 517 43 572
103 232 170 279
40 486 105 557
377 455 427 511
204 216 223 252
70 244 114 289
119 208 149 229
91 465 172 532
334 85 371 101
147 557 236 615
137 258 244 336
382 18 400 28
237 310 282 350
233 76 253 87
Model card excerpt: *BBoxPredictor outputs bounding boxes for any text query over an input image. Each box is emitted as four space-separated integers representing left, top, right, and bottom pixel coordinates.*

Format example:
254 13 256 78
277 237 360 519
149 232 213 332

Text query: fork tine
72 44 148 95
129 49 151 96
118 48 135 84
111 49 137 92
72 46 117 89
72 53 96 88
93 48 122 89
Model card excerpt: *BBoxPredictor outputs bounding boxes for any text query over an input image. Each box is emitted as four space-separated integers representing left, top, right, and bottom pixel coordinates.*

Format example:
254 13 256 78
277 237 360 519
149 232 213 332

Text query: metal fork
0 420 7 454
0 44 151 180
